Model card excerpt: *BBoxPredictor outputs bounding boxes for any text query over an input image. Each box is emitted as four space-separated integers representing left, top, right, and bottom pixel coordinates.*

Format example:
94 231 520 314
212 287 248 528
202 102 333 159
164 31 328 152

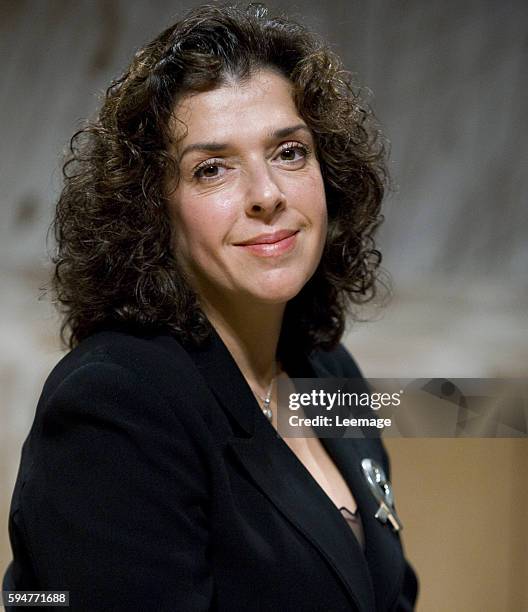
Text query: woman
5 4 417 610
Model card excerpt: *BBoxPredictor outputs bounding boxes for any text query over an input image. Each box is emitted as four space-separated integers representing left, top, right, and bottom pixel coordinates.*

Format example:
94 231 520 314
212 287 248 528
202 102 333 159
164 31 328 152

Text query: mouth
234 229 299 257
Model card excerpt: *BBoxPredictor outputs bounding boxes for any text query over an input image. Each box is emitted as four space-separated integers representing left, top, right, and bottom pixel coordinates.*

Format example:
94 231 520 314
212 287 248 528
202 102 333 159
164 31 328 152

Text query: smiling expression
166 69 328 309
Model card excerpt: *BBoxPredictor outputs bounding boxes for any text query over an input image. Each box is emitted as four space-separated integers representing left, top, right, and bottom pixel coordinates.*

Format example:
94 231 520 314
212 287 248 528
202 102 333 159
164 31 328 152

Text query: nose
244 163 286 219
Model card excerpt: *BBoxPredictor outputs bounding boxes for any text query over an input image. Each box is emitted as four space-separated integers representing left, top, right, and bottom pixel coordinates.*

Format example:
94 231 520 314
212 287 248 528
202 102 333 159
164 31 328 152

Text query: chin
245 273 312 304
252 290 301 305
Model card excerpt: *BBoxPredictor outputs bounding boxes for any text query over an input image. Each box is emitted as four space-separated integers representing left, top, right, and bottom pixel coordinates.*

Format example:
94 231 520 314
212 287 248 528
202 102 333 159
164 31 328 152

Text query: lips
234 229 298 246
234 229 299 257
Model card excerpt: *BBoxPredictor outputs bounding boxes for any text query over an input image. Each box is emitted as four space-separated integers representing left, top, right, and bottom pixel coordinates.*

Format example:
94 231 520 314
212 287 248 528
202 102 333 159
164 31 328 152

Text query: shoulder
43 330 195 396
37 328 210 431
19 329 215 505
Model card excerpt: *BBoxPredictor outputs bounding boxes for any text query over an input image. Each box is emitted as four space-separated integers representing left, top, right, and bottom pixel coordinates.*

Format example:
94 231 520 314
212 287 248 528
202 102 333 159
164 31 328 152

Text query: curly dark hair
52 2 388 356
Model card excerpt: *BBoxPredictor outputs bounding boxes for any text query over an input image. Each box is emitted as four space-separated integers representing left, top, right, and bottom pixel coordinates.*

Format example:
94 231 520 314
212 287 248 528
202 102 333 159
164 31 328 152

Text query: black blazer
5 327 417 611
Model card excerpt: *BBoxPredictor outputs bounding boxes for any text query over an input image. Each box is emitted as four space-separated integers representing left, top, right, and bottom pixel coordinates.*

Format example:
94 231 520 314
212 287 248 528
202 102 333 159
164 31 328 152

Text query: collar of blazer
182 326 406 612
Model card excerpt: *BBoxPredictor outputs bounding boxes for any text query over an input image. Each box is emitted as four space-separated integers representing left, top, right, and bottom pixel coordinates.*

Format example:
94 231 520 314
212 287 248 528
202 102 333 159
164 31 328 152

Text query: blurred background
1 0 527 609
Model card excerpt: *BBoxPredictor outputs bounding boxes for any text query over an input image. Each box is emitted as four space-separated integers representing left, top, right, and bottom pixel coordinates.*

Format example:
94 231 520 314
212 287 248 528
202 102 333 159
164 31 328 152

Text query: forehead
171 69 302 145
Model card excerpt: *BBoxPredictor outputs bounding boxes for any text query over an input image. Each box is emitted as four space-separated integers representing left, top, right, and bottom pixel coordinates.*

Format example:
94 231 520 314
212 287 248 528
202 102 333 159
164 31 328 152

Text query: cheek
170 192 237 254
289 171 327 226
313 175 328 230
304 174 328 258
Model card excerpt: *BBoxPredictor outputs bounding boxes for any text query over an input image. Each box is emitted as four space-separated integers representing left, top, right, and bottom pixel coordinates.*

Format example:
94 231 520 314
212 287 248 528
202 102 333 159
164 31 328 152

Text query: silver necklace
254 365 276 422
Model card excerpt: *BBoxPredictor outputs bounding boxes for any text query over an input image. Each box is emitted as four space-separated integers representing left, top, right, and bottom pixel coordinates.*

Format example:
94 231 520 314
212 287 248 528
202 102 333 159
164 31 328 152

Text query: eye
275 142 310 166
193 159 228 182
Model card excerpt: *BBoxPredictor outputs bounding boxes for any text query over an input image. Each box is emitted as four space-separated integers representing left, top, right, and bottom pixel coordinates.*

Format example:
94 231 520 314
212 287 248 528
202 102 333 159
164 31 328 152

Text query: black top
4 326 418 611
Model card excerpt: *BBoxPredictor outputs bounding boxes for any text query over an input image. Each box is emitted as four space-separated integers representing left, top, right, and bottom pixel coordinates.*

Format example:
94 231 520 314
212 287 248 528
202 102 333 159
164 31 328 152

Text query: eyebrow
178 123 311 161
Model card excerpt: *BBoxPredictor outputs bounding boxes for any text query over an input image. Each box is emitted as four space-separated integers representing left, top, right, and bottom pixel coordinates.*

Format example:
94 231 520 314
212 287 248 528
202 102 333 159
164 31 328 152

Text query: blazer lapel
320 436 406 611
184 329 256 436
186 329 377 611
228 416 376 611
308 358 407 611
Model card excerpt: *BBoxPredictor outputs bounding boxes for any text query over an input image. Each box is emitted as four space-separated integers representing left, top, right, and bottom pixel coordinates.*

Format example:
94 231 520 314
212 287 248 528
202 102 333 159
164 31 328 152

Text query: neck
200 294 285 393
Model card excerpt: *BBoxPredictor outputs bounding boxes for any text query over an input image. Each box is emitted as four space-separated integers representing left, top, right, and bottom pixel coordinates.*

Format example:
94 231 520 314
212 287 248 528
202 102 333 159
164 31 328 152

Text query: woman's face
167 69 327 308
